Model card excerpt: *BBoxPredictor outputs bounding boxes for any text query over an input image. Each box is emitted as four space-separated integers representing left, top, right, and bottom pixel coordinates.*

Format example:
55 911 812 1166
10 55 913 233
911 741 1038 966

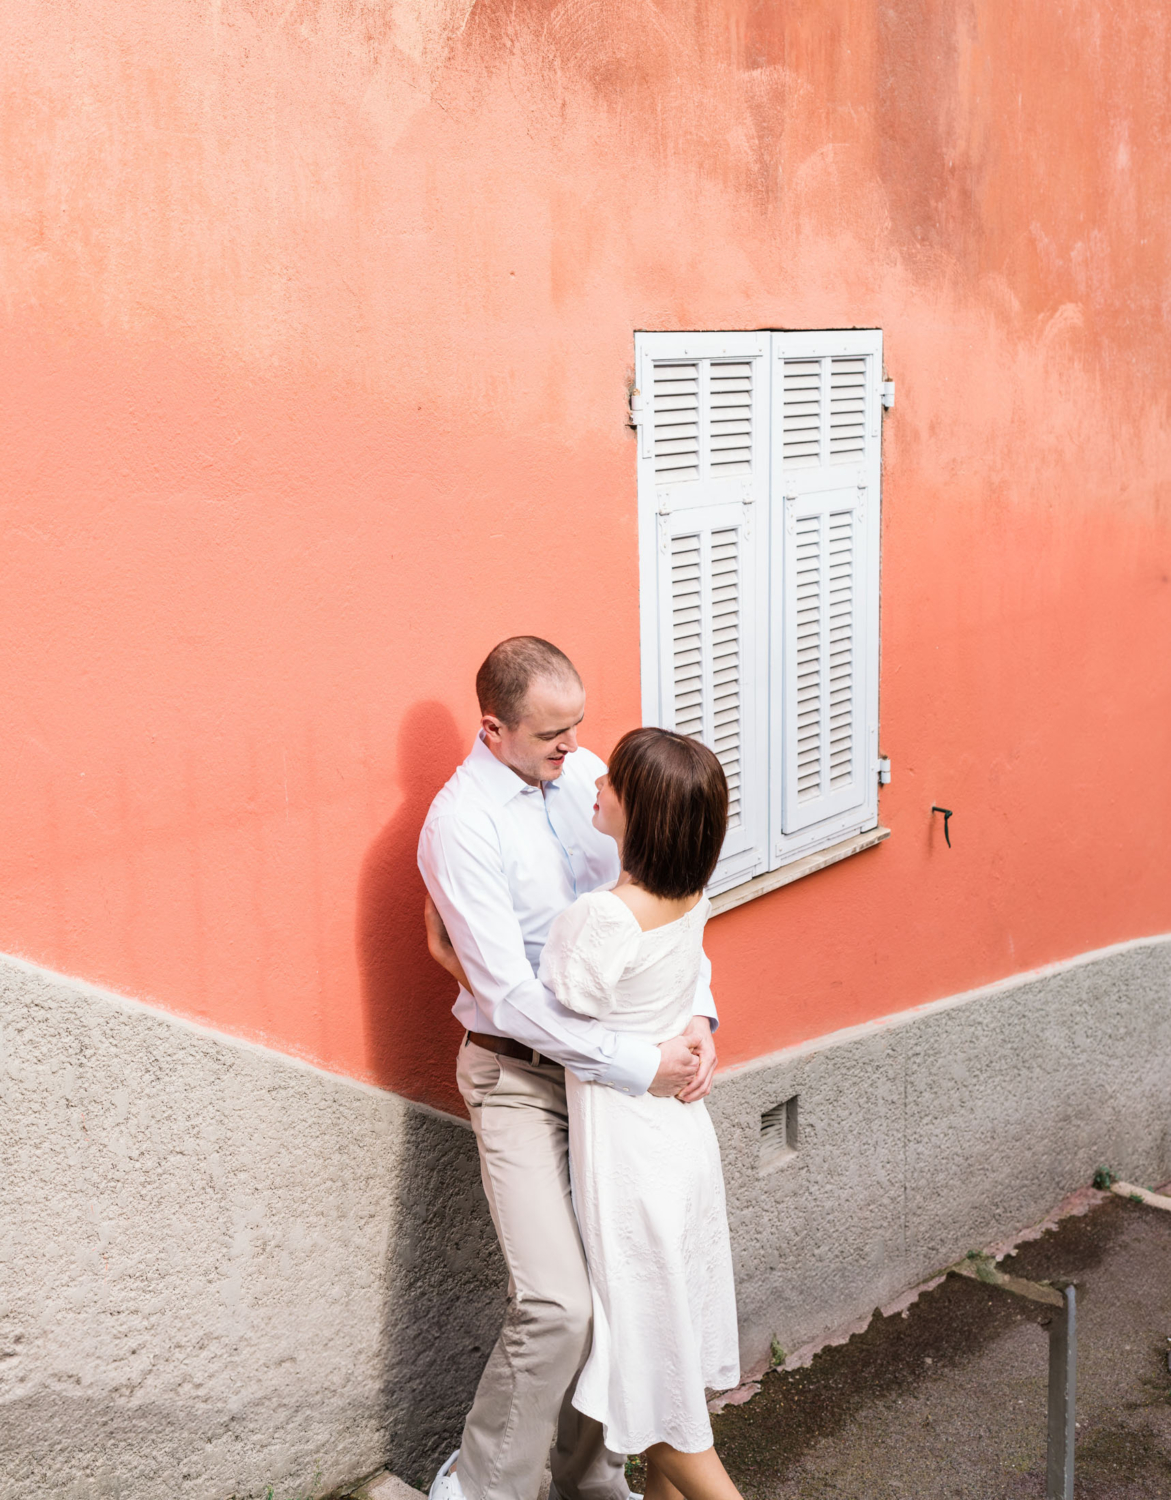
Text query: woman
434 727 744 1500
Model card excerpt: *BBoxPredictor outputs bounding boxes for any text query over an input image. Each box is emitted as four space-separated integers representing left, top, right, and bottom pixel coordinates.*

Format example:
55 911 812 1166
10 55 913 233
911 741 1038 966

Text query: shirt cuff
597 1034 661 1098
692 998 719 1030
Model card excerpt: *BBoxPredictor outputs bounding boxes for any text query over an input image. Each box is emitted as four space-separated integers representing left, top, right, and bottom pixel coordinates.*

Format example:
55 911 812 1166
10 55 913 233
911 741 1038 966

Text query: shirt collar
466 732 551 806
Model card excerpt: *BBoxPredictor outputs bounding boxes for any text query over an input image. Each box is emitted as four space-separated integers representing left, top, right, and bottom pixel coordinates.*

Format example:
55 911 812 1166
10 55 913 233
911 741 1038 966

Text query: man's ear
481 714 504 745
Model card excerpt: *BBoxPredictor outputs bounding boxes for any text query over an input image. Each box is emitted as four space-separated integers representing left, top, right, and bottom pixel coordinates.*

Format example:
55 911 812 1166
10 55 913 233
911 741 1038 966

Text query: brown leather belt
466 1030 556 1068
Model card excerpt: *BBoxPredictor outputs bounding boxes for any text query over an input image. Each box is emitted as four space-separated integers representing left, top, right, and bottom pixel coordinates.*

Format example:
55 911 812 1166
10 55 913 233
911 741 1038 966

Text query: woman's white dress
538 886 740 1454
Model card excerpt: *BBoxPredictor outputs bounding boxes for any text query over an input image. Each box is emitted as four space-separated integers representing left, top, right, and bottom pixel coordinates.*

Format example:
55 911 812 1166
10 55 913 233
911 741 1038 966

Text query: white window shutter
770 331 882 861
636 332 769 894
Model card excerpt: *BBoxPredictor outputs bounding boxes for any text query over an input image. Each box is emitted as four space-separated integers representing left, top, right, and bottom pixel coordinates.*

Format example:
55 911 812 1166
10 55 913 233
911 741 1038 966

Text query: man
418 637 718 1500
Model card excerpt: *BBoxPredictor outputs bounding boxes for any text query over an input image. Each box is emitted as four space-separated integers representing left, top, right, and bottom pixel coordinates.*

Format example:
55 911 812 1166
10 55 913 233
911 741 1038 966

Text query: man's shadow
356 702 506 1483
357 700 469 1114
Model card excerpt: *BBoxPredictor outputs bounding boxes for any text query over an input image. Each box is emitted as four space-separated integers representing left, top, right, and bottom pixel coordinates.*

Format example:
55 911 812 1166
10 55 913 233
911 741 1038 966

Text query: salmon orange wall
2 0 1169 1113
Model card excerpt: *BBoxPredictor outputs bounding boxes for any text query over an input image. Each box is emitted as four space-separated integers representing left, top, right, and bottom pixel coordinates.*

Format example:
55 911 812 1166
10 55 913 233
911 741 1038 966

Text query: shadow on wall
379 1102 507 1486
358 702 507 1479
357 700 469 1115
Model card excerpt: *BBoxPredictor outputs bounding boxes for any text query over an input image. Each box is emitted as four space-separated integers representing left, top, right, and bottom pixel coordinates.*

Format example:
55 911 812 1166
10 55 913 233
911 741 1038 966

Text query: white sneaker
429 1451 464 1500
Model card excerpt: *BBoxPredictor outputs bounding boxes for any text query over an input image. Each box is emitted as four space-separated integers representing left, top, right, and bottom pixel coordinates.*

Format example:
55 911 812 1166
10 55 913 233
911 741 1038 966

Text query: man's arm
419 814 697 1098
674 945 718 1102
692 947 718 1028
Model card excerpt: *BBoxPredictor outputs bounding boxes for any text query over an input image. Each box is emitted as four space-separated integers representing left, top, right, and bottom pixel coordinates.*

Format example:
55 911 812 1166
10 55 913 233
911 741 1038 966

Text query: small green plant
1093 1166 1117 1190
962 1249 998 1283
625 1455 648 1488
770 1337 786 1367
258 1466 324 1500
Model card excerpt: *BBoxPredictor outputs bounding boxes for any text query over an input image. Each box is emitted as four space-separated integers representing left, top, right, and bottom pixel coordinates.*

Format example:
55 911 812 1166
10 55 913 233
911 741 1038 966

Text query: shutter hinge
630 385 653 457
877 756 891 785
880 381 895 410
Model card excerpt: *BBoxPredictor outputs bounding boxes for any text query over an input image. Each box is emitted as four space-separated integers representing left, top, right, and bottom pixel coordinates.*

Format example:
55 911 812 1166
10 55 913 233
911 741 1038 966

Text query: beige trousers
455 1039 628 1500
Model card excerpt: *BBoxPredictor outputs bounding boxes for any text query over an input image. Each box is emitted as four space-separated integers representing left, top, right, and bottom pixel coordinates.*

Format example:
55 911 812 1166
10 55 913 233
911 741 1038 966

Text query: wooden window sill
709 825 891 917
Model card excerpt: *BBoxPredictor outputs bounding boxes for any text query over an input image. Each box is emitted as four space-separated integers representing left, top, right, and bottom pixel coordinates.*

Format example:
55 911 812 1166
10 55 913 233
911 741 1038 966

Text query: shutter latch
880 381 895 410
628 386 644 428
877 756 891 785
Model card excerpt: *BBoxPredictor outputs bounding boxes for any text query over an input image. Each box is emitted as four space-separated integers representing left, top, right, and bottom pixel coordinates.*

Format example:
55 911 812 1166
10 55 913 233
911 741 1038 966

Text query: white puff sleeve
539 891 642 1020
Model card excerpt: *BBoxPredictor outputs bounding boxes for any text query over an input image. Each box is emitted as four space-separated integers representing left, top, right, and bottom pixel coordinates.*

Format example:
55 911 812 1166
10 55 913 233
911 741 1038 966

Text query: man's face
483 674 586 786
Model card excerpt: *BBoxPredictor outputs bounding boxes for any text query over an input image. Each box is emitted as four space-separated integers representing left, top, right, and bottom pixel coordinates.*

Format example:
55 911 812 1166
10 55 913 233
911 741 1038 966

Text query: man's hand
649 1034 701 1097
424 894 471 992
676 1015 717 1102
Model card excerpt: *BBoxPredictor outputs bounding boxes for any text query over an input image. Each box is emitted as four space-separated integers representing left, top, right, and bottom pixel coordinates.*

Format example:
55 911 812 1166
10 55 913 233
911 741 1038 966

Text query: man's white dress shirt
418 735 718 1098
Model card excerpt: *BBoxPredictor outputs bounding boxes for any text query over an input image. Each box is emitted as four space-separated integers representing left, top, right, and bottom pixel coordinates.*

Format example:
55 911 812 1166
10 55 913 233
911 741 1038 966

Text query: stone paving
701 1188 1171 1499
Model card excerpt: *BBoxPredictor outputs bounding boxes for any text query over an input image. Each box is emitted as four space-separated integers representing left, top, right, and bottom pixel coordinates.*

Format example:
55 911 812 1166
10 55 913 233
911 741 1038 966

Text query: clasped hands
423 895 715 1103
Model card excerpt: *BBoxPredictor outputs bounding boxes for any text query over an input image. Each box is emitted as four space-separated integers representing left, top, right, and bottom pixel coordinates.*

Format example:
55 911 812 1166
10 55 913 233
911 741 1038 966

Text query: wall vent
760 1095 798 1171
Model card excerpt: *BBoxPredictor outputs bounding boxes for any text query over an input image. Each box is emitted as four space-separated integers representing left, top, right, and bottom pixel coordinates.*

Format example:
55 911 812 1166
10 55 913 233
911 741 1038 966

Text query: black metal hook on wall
932 806 954 847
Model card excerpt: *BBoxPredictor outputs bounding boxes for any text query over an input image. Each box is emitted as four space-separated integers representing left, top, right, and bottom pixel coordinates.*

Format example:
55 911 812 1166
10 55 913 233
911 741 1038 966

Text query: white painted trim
0 947 472 1128
709 825 889 915
718 930 1171 1081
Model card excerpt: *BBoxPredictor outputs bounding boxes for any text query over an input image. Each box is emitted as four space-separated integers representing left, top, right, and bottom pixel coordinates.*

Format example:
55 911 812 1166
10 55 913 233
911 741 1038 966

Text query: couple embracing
418 637 744 1500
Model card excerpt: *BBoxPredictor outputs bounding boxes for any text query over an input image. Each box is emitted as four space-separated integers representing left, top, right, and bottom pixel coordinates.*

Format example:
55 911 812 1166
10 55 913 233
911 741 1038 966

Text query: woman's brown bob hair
607 728 728 899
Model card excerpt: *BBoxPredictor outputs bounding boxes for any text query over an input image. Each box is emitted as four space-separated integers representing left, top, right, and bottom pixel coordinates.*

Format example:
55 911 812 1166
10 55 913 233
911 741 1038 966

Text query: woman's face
592 774 626 846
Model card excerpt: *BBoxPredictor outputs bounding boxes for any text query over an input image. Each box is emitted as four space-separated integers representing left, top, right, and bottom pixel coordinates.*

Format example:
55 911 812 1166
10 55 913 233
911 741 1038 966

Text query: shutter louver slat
827 510 854 787
670 535 704 738
654 364 700 482
781 489 867 834
794 514 821 801
709 527 742 829
829 357 867 463
654 357 755 486
708 361 753 478
669 527 743 830
783 360 822 469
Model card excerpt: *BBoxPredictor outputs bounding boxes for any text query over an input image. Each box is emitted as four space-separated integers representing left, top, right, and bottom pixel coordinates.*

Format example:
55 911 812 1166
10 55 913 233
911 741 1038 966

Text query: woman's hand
425 894 472 992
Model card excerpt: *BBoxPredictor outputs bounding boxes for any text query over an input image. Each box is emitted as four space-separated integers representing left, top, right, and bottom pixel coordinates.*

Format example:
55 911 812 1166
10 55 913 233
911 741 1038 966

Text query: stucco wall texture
1 953 506 1500
2 0 1171 1115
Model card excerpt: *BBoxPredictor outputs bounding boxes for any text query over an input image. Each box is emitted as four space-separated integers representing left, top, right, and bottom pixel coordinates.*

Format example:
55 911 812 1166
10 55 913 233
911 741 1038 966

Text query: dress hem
571 1397 716 1457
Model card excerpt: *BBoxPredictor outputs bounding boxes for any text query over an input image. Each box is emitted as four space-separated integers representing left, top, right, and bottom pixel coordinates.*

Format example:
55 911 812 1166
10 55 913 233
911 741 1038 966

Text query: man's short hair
476 637 582 727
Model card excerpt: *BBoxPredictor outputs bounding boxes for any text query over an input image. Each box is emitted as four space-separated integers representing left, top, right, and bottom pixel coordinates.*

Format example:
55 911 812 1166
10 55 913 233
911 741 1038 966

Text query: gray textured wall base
0 958 505 1500
709 934 1171 1376
3 936 1169 1499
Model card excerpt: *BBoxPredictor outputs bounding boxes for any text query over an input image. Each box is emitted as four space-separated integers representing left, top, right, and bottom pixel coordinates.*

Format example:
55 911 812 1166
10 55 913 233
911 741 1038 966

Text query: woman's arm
424 893 472 993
